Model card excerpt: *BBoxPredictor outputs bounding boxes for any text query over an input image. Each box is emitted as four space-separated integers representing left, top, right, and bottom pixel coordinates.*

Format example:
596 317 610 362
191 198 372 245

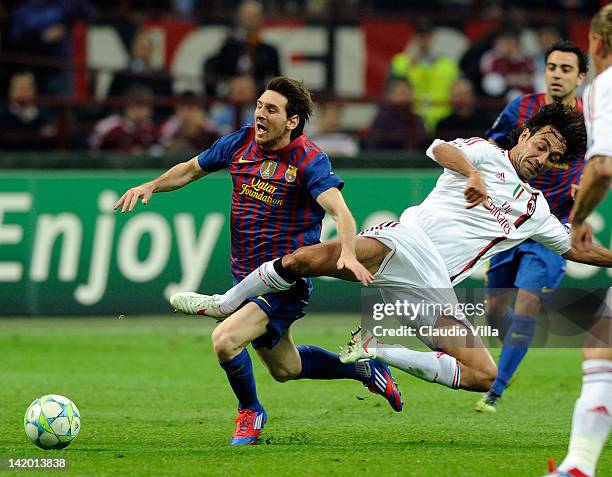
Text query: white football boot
169 292 229 319
339 326 378 363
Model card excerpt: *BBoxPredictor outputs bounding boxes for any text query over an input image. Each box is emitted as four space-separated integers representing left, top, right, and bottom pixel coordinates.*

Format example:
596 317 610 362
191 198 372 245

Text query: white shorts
359 219 470 349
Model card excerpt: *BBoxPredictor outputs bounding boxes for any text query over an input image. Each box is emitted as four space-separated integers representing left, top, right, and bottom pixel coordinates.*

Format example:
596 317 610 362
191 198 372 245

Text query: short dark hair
544 40 589 75
266 76 314 140
509 103 586 161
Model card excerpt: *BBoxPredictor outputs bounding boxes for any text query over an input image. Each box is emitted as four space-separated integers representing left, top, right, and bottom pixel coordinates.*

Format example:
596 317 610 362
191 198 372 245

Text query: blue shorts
485 240 566 299
243 277 312 350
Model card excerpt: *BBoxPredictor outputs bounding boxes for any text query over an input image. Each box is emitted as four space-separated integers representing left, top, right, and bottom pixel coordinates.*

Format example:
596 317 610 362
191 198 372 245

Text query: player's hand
571 220 593 252
337 252 374 287
570 183 580 199
464 171 491 210
113 184 155 213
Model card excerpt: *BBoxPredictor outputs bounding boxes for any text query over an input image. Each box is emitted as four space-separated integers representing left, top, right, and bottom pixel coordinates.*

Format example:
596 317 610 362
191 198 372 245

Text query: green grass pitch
0 315 609 477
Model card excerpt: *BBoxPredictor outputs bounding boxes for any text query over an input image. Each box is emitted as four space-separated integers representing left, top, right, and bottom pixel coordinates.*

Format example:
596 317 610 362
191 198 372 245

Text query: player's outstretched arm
114 157 208 213
431 143 491 210
316 188 374 286
563 242 612 268
570 155 612 251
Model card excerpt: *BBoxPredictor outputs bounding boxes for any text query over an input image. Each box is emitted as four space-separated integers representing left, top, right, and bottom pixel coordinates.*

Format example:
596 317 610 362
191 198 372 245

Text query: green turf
0 315 609 476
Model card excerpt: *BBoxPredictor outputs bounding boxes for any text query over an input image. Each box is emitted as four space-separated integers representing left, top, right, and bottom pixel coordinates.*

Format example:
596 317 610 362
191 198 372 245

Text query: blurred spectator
90 86 159 154
203 0 280 97
480 28 536 99
365 79 427 151
160 92 219 155
529 25 562 93
0 71 57 150
9 0 93 96
459 7 530 95
435 78 493 140
309 103 359 158
210 74 257 136
389 19 459 132
107 30 173 119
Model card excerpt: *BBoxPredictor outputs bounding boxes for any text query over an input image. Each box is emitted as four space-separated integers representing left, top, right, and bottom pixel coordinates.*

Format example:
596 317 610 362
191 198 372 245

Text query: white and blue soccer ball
24 395 81 449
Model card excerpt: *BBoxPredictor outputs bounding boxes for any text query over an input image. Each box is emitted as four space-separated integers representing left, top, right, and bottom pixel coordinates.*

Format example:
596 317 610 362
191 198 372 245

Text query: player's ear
576 71 586 87
286 114 299 131
592 32 606 57
518 127 531 144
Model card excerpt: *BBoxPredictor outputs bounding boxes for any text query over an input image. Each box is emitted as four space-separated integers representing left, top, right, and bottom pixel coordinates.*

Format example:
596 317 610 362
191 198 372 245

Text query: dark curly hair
509 103 586 162
544 40 589 75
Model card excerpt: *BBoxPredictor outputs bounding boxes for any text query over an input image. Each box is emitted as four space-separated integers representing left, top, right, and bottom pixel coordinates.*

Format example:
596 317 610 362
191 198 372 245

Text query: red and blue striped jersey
198 125 344 280
486 93 585 223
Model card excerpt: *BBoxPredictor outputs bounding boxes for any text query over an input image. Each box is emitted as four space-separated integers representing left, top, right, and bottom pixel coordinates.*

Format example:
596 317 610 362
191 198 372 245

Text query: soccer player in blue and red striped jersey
475 41 590 413
114 76 403 446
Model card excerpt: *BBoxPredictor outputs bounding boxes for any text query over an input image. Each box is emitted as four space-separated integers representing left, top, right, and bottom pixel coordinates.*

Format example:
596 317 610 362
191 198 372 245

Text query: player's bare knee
284 248 312 276
472 361 497 390
211 328 240 360
269 366 299 382
460 360 497 391
482 362 497 389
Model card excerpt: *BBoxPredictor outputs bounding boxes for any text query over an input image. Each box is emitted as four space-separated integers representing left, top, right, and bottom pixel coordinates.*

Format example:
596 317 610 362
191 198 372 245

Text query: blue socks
491 306 515 341
221 345 370 410
219 349 263 412
490 314 537 397
296 345 367 383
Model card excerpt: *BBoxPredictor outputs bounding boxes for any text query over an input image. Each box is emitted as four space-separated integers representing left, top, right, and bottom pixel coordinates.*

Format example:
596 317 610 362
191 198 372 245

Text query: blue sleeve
197 126 249 172
485 97 520 149
303 153 344 199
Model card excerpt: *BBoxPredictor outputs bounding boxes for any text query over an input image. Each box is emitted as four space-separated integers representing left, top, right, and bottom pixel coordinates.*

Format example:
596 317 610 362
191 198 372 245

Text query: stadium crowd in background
89 85 159 153
0 1 607 155
365 78 427 151
389 18 459 132
7 0 94 97
106 29 174 120
0 71 57 150
203 0 281 97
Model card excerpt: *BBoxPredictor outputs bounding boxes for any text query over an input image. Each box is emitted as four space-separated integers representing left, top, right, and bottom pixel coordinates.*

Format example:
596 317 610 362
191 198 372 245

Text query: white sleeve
585 70 612 161
531 215 571 255
425 137 493 168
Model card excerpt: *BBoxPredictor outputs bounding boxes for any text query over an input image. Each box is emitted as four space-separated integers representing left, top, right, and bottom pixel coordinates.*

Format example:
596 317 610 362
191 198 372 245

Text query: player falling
172 103 612 400
115 76 402 447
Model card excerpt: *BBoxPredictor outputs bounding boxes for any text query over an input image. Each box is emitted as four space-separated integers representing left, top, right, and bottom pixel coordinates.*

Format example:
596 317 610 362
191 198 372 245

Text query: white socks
375 342 461 389
218 260 294 314
559 359 612 477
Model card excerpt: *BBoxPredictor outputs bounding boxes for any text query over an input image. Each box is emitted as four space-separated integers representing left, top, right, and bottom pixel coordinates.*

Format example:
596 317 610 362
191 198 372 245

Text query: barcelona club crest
259 160 277 179
284 165 297 183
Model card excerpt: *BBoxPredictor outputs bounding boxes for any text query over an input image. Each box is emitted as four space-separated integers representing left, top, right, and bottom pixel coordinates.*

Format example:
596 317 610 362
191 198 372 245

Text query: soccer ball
24 395 81 449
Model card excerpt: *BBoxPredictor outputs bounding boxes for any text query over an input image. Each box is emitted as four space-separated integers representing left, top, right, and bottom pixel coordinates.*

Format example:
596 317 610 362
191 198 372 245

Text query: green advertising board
0 170 610 315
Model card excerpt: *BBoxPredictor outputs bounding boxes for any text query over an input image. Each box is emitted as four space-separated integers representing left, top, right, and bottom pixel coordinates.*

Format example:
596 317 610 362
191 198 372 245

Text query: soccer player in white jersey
546 5 612 477
172 102 612 397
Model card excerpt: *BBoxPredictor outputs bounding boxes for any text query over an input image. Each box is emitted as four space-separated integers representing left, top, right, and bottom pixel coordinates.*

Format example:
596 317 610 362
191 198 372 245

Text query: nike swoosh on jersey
238 155 257 163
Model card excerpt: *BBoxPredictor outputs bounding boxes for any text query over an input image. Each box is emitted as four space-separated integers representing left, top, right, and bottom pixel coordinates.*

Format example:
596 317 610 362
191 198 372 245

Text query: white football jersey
401 137 571 284
583 65 612 161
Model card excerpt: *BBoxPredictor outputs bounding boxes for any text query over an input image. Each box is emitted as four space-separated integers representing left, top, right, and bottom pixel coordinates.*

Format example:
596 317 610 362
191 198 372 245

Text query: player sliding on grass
115 76 402 447
172 103 612 396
